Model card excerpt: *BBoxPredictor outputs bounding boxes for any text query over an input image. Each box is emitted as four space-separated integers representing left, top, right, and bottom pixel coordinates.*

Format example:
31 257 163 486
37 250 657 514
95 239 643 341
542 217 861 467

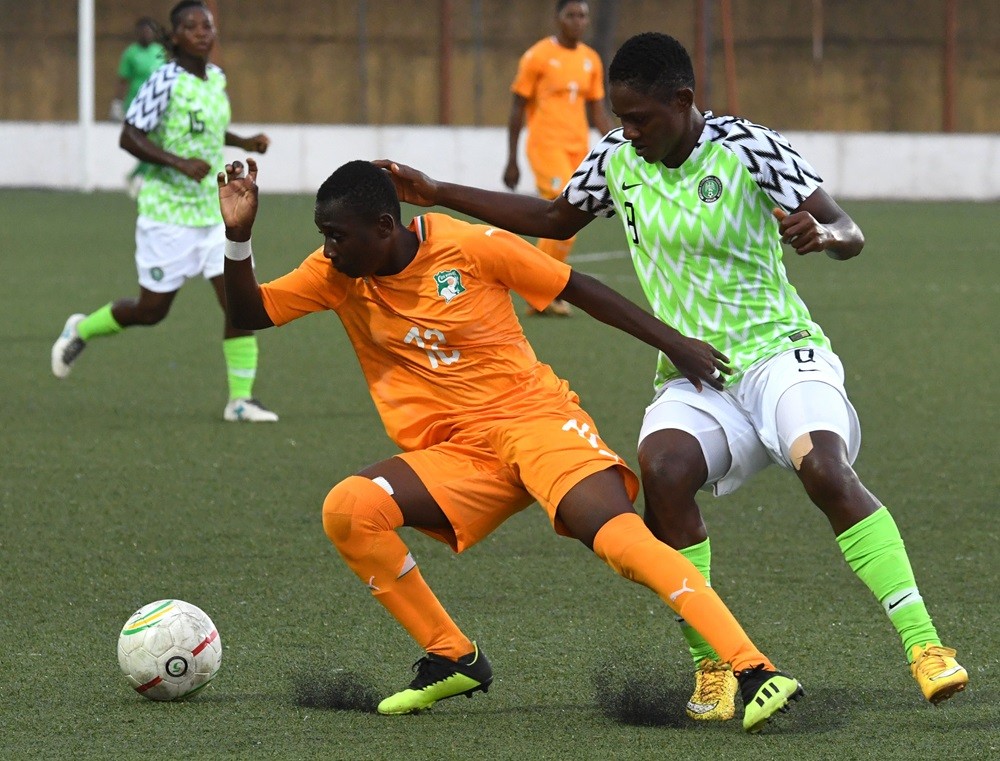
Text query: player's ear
376 212 396 238
674 87 695 110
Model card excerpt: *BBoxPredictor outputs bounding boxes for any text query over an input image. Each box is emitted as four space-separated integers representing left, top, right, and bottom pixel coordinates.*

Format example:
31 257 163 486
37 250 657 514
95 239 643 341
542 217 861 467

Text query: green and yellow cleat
736 664 804 733
686 658 737 721
910 644 968 705
377 642 493 715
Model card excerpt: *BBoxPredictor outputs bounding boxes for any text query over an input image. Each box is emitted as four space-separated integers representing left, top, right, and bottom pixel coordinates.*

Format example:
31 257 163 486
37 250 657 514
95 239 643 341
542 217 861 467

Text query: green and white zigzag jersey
564 112 829 387
125 61 231 227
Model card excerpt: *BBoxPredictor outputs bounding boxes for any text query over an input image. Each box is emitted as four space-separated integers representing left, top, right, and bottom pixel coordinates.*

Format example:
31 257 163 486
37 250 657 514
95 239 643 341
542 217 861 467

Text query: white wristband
224 237 252 261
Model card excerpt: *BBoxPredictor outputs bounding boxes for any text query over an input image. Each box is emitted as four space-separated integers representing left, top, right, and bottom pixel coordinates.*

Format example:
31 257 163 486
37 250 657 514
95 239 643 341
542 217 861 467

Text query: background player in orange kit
504 0 615 315
217 157 803 732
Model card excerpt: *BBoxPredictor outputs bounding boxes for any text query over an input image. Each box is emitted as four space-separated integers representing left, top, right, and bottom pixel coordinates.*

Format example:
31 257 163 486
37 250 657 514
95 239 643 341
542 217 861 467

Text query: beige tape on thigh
789 433 814 470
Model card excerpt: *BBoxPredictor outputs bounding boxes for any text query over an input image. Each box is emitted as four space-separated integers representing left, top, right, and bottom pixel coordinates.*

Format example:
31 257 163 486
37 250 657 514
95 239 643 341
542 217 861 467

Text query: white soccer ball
117 599 222 701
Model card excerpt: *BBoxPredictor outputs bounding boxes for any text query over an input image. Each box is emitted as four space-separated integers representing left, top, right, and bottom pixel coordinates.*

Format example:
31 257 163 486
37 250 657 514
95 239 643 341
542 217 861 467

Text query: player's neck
376 228 420 277
174 53 209 79
661 109 705 168
554 33 580 49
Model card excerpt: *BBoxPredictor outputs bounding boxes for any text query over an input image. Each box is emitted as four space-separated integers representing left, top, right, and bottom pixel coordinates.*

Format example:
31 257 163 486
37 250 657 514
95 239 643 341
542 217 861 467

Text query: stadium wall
2 0 998 132
2 122 998 200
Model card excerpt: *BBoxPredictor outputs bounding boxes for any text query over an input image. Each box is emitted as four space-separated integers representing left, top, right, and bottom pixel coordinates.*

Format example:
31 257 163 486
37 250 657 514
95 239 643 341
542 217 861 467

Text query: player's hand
663 334 731 392
773 207 835 255
176 157 213 182
243 133 270 154
502 160 520 191
217 158 259 241
372 159 439 207
109 98 125 121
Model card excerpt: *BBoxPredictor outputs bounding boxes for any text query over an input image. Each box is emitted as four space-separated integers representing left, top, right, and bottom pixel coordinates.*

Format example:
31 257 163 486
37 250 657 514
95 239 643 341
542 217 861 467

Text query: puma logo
367 576 381 592
669 578 695 603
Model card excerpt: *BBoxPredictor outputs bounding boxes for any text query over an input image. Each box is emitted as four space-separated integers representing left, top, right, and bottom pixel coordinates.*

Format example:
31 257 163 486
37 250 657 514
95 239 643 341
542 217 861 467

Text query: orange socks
593 512 773 673
323 476 472 660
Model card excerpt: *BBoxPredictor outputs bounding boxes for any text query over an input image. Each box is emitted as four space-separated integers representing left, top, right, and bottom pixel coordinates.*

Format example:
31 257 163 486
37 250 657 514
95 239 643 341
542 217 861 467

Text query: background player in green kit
109 17 168 196
110 17 167 122
53 0 277 423
375 31 968 722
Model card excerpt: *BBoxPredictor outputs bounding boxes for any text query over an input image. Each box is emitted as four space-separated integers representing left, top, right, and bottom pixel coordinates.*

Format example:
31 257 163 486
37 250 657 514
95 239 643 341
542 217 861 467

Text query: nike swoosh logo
930 666 964 681
887 593 912 611
621 181 643 191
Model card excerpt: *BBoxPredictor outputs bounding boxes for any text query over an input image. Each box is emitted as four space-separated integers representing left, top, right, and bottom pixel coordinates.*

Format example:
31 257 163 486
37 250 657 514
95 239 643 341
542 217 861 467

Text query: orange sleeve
510 43 542 99
459 225 571 312
259 249 346 327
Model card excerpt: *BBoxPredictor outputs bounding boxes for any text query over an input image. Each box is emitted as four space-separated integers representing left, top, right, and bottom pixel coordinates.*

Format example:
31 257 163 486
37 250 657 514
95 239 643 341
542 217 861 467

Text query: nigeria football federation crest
434 269 466 303
698 175 723 203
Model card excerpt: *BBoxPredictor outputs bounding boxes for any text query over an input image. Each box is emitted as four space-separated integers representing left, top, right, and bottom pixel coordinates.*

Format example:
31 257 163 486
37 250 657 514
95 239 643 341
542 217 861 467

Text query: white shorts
638 347 861 496
135 216 226 293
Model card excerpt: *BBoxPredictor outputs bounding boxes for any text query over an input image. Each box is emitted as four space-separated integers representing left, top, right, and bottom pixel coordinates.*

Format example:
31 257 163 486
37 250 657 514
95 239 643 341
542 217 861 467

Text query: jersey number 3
404 327 460 369
624 201 640 245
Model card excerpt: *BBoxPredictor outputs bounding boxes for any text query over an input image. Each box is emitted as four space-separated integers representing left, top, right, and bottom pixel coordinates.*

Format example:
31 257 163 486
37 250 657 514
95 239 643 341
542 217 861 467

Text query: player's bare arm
503 95 529 190
225 131 270 154
774 187 865 260
587 98 616 137
217 158 274 330
119 123 211 181
559 270 730 392
373 159 593 240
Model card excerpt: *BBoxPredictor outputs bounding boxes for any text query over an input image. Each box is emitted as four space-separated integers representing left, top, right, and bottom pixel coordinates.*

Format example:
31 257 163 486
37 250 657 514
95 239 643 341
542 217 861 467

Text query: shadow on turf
292 669 380 712
593 660 935 734
592 661 691 728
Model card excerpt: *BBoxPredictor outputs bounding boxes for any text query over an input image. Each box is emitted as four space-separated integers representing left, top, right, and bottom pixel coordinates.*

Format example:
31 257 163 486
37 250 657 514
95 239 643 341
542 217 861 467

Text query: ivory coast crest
434 269 466 303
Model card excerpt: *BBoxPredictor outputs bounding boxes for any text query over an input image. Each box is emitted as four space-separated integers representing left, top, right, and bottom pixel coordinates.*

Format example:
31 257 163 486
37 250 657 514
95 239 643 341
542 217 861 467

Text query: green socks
222 335 259 401
837 506 940 659
71 309 261 404
76 304 123 341
675 538 721 666
674 508 940 667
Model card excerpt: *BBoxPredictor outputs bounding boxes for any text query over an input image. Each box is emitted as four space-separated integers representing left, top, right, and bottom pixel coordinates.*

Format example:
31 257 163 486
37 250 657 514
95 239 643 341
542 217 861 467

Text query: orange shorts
396 402 639 553
526 142 589 200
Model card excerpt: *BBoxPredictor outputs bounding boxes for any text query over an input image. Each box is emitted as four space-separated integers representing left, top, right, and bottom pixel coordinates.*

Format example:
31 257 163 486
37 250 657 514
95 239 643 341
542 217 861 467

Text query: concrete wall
2 0 998 132
2 122 998 200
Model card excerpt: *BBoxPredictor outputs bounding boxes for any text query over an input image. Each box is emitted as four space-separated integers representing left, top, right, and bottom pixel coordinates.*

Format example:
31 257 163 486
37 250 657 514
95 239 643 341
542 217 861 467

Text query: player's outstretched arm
217 158 274 330
559 270 730 392
225 131 270 154
372 159 592 241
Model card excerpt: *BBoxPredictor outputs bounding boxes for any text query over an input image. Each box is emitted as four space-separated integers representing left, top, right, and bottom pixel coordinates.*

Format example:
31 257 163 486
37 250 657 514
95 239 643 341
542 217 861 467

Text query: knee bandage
322 476 410 576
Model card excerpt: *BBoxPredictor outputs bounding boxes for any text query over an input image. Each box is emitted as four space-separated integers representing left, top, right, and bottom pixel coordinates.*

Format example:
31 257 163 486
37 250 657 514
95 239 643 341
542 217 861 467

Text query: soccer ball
117 599 222 701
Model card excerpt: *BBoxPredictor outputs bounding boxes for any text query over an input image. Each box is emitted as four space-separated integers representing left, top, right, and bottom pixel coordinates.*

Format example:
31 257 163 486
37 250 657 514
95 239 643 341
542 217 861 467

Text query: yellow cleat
910 644 968 705
685 658 737 721
737 664 804 733
377 642 492 715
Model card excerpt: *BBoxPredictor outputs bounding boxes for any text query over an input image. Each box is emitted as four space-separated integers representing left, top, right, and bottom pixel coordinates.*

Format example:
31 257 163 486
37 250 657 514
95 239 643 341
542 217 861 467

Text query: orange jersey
259 213 574 451
511 36 606 154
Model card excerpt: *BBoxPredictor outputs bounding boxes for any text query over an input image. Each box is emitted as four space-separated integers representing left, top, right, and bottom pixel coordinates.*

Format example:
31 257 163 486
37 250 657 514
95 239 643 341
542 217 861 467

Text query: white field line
571 249 630 262
570 249 635 282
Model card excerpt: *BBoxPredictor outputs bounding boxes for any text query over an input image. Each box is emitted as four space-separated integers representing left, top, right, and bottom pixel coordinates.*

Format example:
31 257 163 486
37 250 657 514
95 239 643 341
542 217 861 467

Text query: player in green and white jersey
374 31 967 720
52 0 277 423
110 17 168 195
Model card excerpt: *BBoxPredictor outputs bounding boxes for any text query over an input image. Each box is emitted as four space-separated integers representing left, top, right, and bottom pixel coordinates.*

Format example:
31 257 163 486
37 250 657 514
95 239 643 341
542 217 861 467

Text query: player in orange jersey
217 157 803 732
504 0 615 316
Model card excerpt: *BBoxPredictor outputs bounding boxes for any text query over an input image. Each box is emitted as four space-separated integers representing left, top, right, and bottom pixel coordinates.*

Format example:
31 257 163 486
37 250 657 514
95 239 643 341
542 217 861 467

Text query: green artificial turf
0 190 996 760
